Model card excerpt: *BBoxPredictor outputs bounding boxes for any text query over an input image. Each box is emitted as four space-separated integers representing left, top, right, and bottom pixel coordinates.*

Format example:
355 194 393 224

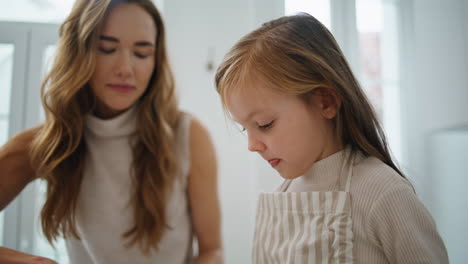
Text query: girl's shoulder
354 153 410 183
351 154 448 264
351 153 414 201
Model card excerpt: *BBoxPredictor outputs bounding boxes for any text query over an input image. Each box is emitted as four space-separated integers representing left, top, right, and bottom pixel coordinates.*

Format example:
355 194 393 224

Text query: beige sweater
285 149 448 263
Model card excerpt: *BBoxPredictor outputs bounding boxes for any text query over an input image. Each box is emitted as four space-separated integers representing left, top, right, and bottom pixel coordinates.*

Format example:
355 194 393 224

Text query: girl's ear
310 87 342 119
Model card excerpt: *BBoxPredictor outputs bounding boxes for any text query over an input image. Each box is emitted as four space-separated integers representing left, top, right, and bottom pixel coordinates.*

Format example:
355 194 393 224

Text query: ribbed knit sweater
284 149 448 263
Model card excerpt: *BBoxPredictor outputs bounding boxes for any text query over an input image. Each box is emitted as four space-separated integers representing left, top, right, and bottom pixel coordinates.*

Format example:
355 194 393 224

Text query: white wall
400 1 468 262
163 0 277 262
399 0 468 205
429 128 468 264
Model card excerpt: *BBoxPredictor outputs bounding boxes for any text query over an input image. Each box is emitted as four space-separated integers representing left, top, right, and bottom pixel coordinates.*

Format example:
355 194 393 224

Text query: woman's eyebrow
135 41 154 47
98 35 154 47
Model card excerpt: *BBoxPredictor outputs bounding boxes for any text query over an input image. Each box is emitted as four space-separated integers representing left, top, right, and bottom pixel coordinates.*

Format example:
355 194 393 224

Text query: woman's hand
0 247 57 264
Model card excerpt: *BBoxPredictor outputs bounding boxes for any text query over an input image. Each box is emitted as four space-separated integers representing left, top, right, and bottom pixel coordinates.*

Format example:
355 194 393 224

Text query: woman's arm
0 247 58 264
0 126 39 210
187 119 223 264
0 126 57 263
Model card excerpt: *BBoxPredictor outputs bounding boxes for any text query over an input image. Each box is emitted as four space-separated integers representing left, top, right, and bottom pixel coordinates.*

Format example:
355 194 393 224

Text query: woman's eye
99 48 115 54
258 121 274 130
134 53 149 59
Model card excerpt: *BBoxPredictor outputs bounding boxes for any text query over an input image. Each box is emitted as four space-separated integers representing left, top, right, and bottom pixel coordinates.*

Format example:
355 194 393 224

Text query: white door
0 21 29 249
0 22 68 262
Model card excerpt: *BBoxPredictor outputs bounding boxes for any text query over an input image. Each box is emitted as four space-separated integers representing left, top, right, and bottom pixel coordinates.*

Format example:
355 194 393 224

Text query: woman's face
90 3 156 119
226 83 341 179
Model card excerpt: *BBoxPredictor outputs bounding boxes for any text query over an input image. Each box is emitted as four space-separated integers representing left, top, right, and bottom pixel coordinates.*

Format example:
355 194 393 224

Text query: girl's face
226 83 342 179
90 3 156 119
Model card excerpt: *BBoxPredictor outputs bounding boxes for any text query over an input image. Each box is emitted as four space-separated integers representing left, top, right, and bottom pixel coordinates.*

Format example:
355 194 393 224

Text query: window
0 44 13 144
284 0 402 161
1 0 75 23
0 43 14 246
285 0 331 29
356 0 401 160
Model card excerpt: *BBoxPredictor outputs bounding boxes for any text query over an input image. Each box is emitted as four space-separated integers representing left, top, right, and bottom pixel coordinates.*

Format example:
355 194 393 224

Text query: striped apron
252 154 355 264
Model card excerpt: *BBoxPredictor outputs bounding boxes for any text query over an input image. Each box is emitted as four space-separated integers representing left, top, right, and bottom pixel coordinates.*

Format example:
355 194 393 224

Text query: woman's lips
108 84 136 93
268 158 281 168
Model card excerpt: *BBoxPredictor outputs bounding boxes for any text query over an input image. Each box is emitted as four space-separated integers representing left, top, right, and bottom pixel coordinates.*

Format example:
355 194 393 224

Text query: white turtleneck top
65 106 194 264
282 148 449 263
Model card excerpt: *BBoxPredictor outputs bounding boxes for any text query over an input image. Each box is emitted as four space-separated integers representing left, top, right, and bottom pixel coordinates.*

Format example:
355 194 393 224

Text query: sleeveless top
65 106 193 264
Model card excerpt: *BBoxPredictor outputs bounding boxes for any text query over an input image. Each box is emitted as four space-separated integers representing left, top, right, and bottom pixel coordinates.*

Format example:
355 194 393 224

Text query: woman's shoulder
173 112 213 165
178 110 193 123
176 111 210 140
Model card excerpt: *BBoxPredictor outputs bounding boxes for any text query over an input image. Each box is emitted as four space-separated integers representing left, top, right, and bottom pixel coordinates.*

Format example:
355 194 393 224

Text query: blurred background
0 0 467 263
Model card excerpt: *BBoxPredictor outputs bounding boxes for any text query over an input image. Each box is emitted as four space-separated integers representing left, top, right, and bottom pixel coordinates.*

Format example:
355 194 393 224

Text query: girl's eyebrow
99 35 154 47
234 109 262 124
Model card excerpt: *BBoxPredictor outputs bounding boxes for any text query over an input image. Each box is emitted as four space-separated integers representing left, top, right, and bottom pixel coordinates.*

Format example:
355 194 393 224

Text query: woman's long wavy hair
215 13 405 178
30 0 180 254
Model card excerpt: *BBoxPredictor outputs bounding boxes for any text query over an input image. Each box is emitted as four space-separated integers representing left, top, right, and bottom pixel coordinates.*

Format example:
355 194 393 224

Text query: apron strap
343 147 355 193
277 179 292 192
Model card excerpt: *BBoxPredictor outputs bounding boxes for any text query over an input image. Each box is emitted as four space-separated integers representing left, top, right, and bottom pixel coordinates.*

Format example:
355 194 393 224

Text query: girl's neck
289 146 349 191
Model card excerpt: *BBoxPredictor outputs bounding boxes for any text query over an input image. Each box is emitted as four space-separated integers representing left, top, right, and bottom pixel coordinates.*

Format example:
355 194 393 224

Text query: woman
0 0 222 263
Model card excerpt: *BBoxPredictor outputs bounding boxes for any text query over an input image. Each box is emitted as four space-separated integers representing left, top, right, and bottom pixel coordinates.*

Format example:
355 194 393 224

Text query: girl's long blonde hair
215 13 405 178
30 0 180 253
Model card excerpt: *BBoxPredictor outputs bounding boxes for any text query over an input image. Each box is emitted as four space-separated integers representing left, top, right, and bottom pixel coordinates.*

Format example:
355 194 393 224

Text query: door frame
0 22 59 253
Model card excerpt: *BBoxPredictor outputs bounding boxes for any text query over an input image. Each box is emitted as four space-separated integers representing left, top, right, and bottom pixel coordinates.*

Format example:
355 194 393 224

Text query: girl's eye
99 48 115 54
258 121 274 130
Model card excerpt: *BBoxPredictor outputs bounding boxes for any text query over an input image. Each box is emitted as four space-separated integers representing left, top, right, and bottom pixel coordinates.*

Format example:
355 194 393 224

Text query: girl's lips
108 84 136 93
268 158 281 168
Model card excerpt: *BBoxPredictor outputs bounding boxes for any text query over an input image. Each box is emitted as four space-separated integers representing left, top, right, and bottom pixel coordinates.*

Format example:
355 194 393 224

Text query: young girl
0 0 222 263
215 13 448 263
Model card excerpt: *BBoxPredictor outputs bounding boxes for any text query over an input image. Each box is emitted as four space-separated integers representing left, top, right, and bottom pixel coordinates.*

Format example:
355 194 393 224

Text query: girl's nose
247 133 266 153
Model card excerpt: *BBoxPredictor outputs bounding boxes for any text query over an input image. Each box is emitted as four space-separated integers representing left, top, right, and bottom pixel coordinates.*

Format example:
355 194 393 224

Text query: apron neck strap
341 147 355 193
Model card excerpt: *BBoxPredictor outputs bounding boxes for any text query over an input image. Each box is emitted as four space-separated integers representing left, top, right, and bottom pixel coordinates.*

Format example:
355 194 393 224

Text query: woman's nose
115 52 132 79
